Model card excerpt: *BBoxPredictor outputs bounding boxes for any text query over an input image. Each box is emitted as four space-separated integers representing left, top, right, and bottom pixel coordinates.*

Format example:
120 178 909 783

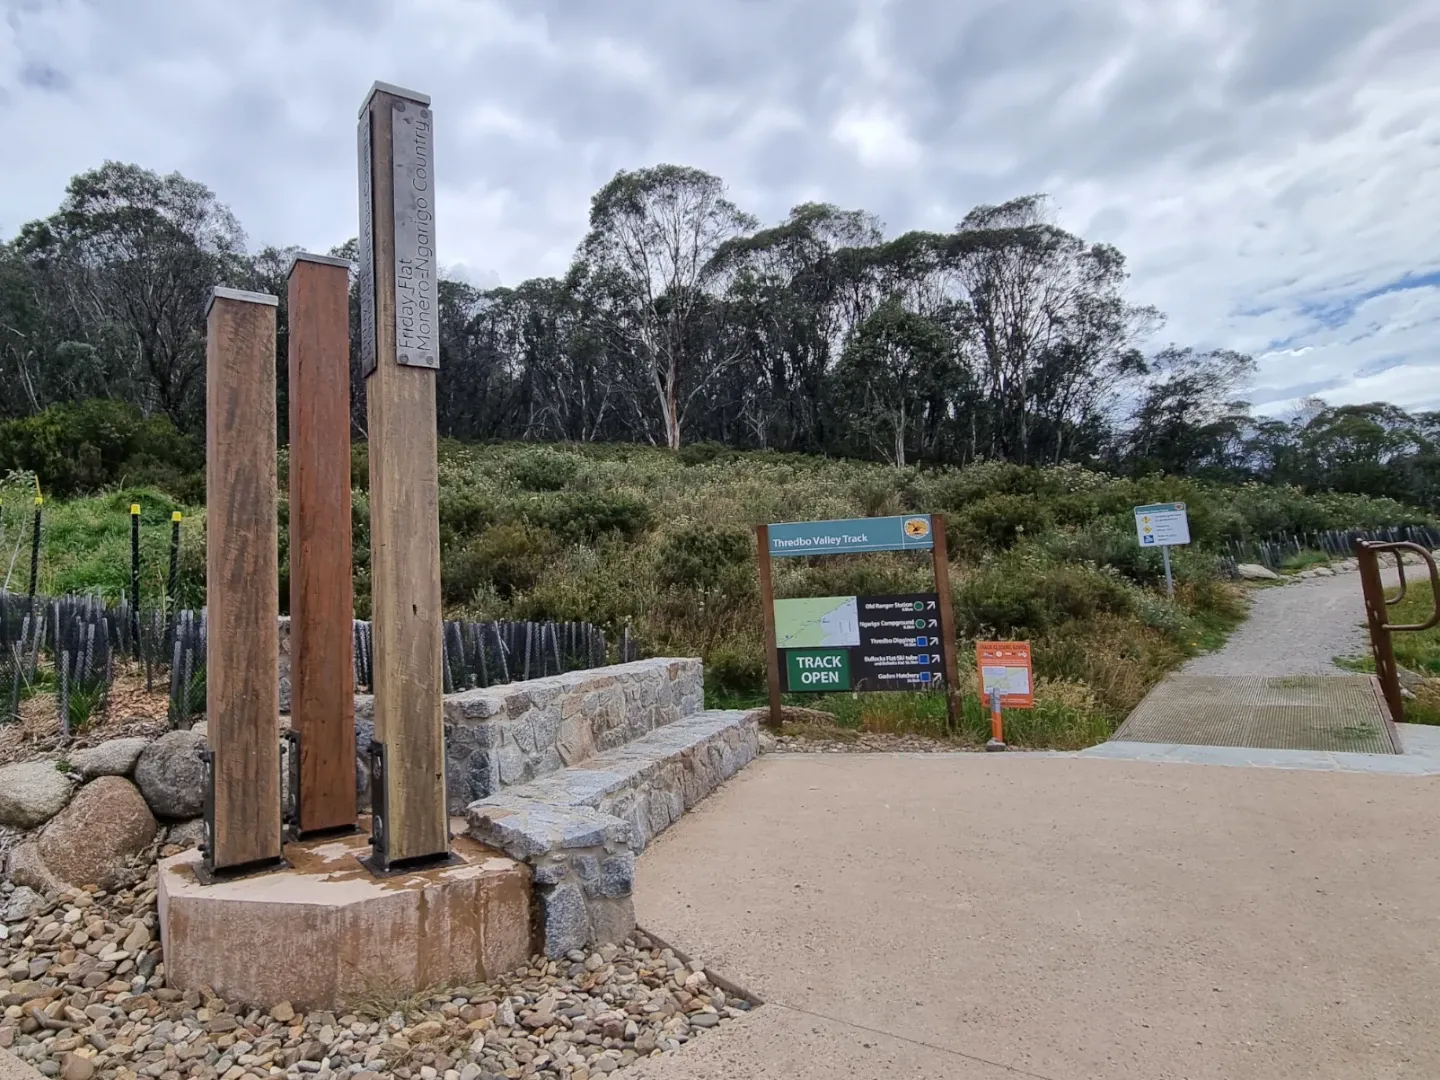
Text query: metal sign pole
1162 546 1174 599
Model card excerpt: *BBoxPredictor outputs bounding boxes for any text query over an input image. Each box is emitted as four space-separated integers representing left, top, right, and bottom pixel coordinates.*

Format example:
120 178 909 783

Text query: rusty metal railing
1355 540 1440 723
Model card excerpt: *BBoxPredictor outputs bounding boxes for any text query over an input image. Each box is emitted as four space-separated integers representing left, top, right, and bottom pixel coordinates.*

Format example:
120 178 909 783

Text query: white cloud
831 105 923 168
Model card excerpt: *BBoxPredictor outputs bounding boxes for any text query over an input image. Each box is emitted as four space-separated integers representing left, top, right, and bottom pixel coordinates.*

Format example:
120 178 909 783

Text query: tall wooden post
357 81 448 870
929 513 961 732
204 287 282 877
287 253 357 836
755 524 783 730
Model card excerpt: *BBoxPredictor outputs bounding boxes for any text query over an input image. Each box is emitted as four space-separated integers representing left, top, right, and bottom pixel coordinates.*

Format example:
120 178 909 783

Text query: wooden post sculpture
287 253 358 837
202 287 283 880
357 81 449 871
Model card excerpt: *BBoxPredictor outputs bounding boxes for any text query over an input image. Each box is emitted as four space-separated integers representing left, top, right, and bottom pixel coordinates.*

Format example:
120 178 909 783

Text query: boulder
1235 563 1280 581
0 761 75 829
165 819 207 850
71 737 151 779
1313 566 1335 577
38 776 157 888
1397 666 1426 692
134 730 207 819
6 840 65 894
0 886 45 922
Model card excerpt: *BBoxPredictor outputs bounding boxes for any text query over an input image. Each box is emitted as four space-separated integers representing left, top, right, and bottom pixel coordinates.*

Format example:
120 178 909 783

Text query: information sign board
768 515 934 558
975 641 1034 709
756 514 960 729
1134 503 1190 548
778 593 944 692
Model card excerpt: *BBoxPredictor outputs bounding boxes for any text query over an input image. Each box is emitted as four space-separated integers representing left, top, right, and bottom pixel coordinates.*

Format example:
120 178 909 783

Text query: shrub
442 522 554 603
703 635 766 698
438 488 496 549
523 491 654 542
656 526 753 591
948 493 1052 552
351 442 370 492
506 447 580 492
677 441 734 466
955 560 1134 637
0 400 201 498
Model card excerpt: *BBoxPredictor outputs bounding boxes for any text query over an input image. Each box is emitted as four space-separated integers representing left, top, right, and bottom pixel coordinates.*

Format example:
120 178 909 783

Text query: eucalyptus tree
578 165 757 448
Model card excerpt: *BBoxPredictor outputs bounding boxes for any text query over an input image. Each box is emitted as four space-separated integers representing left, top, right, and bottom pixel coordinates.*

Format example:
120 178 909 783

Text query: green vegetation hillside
12 440 1430 745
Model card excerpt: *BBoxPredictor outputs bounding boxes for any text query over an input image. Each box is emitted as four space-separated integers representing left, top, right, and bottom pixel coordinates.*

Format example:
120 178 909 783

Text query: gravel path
1181 570 1390 677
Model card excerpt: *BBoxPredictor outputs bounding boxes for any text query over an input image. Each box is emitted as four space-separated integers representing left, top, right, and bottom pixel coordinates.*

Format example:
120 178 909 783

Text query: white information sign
1134 502 1190 548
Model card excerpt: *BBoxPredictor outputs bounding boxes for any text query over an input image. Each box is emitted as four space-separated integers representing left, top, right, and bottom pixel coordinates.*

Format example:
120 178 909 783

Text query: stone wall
355 658 704 813
0 658 704 893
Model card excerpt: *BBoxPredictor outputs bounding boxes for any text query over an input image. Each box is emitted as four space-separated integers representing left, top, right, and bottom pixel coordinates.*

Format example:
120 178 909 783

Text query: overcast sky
3 0 1438 414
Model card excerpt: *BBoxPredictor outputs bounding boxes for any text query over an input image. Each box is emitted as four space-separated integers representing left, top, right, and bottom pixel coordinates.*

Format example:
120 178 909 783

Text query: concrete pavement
631 753 1440 1079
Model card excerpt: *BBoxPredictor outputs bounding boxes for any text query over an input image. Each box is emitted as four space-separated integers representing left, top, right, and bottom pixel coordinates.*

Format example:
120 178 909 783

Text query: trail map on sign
773 596 861 649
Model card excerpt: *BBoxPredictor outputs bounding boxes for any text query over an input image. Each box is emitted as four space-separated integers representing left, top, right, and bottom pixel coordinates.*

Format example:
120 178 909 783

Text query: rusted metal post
1355 540 1440 724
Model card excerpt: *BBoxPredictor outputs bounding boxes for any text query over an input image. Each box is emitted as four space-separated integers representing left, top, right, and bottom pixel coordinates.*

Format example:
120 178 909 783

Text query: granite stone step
469 708 759 855
466 707 760 957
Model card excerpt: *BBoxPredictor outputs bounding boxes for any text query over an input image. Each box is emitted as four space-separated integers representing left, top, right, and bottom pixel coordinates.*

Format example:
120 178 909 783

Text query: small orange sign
975 641 1034 709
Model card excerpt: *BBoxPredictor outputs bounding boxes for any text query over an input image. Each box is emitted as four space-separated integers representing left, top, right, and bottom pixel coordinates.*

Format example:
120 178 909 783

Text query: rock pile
0 874 745 1080
0 734 207 895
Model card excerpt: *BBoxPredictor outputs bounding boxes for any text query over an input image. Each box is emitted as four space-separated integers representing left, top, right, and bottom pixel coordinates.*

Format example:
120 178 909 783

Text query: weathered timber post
203 287 283 879
287 253 358 837
357 81 449 870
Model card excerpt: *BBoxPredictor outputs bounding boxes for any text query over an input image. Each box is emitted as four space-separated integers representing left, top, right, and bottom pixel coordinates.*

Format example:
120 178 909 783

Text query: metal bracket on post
358 739 459 877
281 730 301 844
284 727 359 841
194 745 289 886
198 746 216 878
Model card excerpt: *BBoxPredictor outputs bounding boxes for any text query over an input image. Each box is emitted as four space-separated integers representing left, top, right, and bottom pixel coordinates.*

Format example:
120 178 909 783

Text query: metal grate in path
1113 675 1400 754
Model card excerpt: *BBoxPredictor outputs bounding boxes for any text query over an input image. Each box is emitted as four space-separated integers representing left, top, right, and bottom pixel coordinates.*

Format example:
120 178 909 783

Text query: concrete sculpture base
157 829 530 1010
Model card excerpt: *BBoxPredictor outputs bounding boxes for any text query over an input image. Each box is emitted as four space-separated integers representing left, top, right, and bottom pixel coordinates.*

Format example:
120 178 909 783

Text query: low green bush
506 447 580 491
0 400 201 498
656 526 753 591
521 491 654 542
443 522 554 603
948 492 1052 552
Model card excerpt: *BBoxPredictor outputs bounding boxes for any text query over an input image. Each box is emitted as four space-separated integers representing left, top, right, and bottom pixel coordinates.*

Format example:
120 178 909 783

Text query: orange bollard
986 686 1007 752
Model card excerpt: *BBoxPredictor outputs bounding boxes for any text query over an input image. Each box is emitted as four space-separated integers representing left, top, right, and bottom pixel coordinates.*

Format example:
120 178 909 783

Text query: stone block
539 880 591 958
158 832 530 1010
467 797 631 861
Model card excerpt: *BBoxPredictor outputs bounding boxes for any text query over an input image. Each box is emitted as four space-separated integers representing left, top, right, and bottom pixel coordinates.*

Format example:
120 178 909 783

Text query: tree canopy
3 160 1438 508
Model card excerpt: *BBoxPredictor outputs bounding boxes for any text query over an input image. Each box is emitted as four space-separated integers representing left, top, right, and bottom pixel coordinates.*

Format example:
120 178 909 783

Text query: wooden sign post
287 253 358 837
357 81 449 871
203 287 283 880
756 513 961 731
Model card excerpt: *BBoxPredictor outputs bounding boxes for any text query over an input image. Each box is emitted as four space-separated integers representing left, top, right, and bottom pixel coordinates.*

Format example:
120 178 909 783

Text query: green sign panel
767 515 934 557
785 648 851 692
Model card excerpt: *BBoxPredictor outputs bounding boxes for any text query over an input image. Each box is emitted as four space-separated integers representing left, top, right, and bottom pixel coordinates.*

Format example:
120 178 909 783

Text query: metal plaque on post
391 100 438 369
